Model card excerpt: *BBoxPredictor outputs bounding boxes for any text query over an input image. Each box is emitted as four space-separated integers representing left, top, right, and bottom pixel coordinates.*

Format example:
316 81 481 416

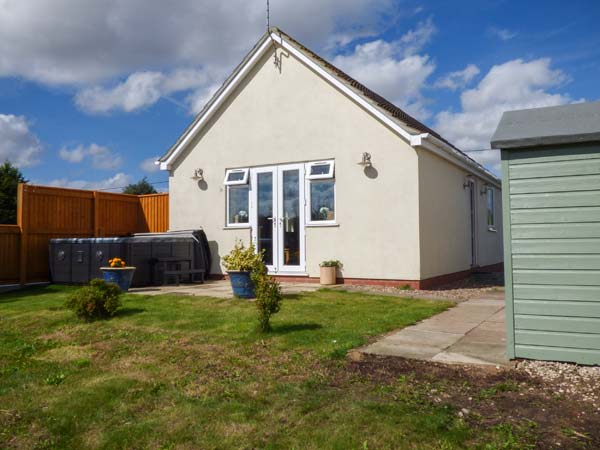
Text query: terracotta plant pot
320 266 337 285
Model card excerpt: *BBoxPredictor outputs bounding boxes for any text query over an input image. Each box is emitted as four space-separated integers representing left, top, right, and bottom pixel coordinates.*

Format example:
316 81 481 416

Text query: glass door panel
251 164 305 273
255 170 276 269
281 169 300 266
278 164 305 273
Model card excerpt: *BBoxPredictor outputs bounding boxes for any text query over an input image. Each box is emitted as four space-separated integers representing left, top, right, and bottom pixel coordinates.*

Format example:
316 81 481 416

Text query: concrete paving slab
444 340 507 365
463 298 505 307
415 319 481 335
431 351 498 366
475 320 506 333
383 329 464 347
360 294 510 366
362 342 445 359
488 310 507 323
462 328 506 344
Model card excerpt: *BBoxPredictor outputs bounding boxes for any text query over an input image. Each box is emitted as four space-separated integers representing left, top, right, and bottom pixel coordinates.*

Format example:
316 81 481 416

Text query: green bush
222 240 265 273
254 271 282 332
65 279 122 321
319 260 342 268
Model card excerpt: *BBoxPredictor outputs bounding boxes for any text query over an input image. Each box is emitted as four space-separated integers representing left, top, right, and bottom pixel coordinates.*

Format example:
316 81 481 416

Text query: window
307 160 334 179
306 160 335 224
224 168 249 227
309 180 335 222
223 168 249 185
227 185 250 226
486 187 495 230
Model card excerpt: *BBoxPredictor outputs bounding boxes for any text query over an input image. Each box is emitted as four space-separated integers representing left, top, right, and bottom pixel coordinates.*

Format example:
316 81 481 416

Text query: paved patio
361 291 509 366
129 279 323 298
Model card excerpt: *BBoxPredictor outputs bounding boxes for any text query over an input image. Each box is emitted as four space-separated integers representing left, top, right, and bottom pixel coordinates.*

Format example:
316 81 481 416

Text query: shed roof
491 100 600 149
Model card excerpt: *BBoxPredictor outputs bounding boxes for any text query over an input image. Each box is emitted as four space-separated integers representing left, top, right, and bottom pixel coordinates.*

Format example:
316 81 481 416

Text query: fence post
17 183 28 286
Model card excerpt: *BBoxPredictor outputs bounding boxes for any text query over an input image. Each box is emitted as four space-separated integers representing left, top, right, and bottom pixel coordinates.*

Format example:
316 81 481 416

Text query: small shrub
222 240 264 273
319 260 342 268
253 267 282 333
65 279 122 321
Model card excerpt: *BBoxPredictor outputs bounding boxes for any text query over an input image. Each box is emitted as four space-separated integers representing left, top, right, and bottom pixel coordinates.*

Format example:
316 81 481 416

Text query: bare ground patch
346 354 600 449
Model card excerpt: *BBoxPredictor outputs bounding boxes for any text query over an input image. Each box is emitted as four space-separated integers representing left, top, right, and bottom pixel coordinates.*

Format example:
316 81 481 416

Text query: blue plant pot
101 267 136 292
228 271 255 298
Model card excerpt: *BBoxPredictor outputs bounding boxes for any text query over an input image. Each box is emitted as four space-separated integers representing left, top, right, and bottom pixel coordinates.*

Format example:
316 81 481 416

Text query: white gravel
340 275 504 302
517 360 600 410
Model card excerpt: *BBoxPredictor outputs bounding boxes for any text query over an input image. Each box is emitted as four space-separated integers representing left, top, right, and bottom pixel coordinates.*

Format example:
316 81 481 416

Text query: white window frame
486 186 496 231
305 160 336 226
223 168 249 185
225 185 250 228
306 160 335 180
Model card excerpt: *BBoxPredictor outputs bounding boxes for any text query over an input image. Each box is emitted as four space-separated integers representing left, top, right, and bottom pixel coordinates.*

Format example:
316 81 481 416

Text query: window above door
306 160 334 179
223 168 249 185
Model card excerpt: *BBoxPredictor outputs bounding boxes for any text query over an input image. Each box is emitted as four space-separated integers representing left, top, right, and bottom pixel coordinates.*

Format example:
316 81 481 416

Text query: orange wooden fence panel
139 193 169 232
0 225 21 284
3 184 170 286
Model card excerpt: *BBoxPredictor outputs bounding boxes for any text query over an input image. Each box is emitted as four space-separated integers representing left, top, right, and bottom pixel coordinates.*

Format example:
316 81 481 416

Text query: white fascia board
412 133 501 188
270 33 414 144
160 37 274 171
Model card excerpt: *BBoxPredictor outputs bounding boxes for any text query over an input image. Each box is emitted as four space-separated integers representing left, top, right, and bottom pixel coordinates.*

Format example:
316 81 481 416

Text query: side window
306 160 335 224
224 168 250 227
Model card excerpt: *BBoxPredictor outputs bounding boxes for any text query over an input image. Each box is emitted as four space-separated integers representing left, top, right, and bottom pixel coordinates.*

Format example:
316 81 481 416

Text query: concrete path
129 279 322 298
361 293 509 366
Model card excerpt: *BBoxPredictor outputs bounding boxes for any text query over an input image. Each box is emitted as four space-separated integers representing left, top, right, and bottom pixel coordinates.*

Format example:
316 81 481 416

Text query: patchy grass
0 285 578 449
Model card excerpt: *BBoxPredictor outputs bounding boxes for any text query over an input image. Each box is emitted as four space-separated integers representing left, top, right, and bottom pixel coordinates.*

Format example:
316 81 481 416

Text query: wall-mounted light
480 184 491 195
191 168 204 181
357 152 372 167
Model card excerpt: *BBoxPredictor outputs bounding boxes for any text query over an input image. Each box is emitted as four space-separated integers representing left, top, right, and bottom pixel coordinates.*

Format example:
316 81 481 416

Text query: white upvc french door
250 164 306 274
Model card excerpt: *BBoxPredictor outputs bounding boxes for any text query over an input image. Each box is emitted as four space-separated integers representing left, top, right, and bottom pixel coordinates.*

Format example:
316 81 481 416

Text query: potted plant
222 240 265 298
319 260 341 285
100 257 136 292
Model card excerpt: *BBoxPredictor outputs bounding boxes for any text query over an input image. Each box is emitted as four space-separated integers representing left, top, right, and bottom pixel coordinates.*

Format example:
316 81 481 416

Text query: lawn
0 285 559 449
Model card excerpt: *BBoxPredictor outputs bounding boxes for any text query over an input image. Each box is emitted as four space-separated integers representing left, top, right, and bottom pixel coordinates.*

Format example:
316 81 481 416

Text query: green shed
491 101 600 365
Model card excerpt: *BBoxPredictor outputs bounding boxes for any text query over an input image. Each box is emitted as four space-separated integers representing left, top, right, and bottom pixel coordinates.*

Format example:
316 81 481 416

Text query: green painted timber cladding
502 143 600 365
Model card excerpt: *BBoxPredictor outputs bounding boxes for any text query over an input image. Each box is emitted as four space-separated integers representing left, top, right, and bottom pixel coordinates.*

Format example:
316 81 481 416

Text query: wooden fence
0 184 169 286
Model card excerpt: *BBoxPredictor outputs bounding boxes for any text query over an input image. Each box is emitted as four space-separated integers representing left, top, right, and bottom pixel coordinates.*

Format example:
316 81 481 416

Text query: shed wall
503 143 600 365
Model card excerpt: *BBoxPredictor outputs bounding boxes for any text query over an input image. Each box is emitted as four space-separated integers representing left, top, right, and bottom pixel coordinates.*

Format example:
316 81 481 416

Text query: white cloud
75 69 214 114
58 143 122 169
186 83 222 115
140 156 160 173
0 0 393 86
45 173 133 191
0 114 43 167
488 27 518 41
434 58 572 173
332 19 436 119
58 146 86 163
434 64 480 91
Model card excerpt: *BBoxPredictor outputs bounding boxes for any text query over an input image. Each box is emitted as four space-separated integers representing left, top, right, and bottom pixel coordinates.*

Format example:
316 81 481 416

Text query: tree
0 161 27 224
122 177 157 195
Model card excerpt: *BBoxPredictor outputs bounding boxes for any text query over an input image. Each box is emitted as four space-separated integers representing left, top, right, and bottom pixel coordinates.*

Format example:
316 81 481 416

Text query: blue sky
0 0 598 190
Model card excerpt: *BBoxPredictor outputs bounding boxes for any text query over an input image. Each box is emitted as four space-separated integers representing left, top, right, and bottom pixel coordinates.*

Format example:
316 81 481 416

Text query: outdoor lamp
191 168 204 181
357 152 372 167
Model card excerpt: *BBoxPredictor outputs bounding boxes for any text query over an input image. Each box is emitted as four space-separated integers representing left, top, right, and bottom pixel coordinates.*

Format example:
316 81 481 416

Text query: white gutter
411 133 501 187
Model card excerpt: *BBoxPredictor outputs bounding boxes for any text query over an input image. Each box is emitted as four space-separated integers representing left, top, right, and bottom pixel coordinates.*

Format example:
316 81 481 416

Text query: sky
1 0 599 190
